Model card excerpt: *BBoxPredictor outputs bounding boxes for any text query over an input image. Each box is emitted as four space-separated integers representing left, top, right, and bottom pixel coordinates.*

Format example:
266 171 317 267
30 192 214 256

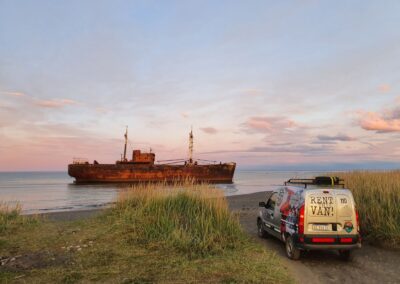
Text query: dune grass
336 171 400 248
114 182 245 256
0 202 38 233
0 182 292 283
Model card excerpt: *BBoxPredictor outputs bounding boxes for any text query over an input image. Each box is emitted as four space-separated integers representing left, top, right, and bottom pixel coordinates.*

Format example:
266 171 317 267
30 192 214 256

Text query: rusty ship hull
68 163 236 184
68 128 236 184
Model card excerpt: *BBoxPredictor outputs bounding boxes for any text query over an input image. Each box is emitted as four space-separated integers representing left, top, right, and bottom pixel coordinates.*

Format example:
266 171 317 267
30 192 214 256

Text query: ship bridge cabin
131 150 155 164
117 150 155 165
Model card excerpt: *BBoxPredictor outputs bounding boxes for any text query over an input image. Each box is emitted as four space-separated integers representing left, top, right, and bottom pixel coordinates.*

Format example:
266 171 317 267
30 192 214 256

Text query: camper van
257 177 361 260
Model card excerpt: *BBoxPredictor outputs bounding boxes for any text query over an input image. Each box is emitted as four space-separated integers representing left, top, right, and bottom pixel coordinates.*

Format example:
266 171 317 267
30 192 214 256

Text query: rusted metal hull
68 163 236 184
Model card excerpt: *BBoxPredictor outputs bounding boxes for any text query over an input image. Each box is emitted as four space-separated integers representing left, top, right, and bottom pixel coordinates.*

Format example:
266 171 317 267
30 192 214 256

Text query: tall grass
113 181 245 256
337 171 400 247
0 202 37 233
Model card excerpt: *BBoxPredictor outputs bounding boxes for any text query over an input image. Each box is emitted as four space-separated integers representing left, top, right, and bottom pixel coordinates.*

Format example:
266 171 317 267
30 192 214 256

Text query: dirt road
227 191 400 284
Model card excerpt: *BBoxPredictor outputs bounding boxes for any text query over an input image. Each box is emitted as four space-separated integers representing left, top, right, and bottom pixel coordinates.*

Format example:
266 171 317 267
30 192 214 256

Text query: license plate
312 224 330 231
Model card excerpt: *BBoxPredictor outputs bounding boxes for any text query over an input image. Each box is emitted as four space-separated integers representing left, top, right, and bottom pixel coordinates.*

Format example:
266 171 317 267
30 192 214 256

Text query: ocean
0 171 325 214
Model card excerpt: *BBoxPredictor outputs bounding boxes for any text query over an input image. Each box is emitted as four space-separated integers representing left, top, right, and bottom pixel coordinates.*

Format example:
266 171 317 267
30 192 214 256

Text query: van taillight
298 205 305 235
355 209 361 238
312 238 335 243
356 209 360 232
340 238 353 243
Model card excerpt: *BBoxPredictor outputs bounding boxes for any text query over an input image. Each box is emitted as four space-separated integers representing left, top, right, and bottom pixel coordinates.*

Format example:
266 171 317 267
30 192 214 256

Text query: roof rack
284 176 345 188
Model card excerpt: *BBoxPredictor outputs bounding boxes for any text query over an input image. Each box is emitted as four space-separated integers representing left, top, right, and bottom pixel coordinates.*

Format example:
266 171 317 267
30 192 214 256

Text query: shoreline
37 190 271 222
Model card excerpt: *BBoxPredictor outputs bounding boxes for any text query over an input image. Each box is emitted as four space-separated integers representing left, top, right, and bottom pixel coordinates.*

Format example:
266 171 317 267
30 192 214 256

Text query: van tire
339 250 353 261
285 236 301 260
257 219 268 238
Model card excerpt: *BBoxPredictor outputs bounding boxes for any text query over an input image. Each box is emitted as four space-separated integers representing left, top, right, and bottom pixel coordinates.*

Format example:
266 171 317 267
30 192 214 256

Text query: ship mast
188 127 193 164
123 126 128 162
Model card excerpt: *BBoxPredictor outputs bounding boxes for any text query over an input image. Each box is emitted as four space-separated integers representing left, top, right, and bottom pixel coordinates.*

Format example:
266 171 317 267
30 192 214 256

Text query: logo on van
344 221 354 233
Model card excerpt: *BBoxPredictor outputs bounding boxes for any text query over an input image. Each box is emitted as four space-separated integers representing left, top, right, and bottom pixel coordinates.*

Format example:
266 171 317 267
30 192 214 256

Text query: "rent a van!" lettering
309 196 334 216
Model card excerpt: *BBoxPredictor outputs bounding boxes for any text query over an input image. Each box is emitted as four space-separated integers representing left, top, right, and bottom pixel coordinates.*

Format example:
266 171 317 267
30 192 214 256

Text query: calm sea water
0 171 325 214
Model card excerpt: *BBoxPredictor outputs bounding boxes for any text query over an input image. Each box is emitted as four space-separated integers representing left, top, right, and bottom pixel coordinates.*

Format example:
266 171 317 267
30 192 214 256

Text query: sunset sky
1 0 400 171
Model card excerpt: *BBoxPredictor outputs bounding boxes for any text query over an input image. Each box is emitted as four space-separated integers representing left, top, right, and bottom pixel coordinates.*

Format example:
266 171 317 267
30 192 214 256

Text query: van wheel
257 219 268 238
339 250 353 261
285 236 301 260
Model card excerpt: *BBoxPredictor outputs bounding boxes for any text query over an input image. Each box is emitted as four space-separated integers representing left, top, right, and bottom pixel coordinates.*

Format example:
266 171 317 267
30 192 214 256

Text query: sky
1 0 400 171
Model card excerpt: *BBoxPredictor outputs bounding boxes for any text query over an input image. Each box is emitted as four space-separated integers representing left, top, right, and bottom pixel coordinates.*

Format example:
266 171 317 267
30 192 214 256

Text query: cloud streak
243 116 296 133
317 133 357 141
35 99 79 108
0 91 26 97
200 144 333 155
200 127 218 134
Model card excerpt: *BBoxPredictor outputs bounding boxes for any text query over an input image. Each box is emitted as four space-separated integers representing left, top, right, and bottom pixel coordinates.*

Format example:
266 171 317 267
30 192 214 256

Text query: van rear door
305 189 356 236
305 190 337 234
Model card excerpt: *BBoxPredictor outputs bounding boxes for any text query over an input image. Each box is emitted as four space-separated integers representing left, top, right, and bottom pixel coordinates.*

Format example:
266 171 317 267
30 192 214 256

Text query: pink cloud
242 88 263 96
200 127 218 134
244 116 296 132
35 99 78 108
378 84 391 93
359 111 400 132
357 98 400 132
95 107 108 114
0 91 26 97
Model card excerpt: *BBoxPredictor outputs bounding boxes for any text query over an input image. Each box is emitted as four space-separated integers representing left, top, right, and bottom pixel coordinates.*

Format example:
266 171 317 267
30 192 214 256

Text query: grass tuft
114 181 245 256
0 202 38 233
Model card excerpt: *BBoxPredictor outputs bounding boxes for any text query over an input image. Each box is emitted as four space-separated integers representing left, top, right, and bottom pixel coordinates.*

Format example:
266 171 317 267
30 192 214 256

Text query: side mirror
259 201 266 207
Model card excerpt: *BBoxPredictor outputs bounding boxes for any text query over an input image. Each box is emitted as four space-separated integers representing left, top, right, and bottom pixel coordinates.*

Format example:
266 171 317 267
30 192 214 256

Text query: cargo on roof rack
284 176 345 188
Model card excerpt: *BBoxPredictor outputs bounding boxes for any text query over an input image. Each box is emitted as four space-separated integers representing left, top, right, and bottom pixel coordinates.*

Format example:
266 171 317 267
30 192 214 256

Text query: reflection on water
0 171 326 214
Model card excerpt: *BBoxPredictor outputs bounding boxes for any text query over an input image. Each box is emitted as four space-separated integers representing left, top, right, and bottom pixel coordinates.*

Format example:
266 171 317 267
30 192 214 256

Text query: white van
257 176 361 260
